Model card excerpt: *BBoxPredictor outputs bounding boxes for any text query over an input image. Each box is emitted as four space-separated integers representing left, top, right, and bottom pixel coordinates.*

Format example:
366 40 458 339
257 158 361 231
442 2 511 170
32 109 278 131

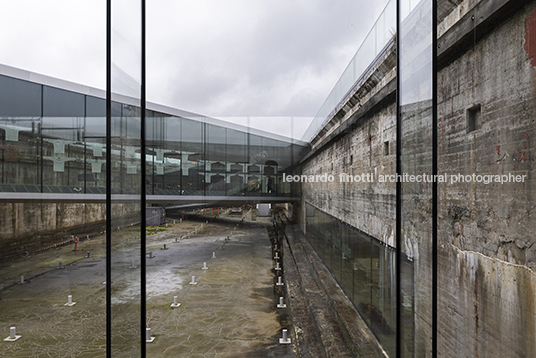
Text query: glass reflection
110 0 143 356
398 0 433 356
305 203 400 356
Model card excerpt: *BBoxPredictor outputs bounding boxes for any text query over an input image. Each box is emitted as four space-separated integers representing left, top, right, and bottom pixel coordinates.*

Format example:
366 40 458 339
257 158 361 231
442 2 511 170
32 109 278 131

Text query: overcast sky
0 0 389 139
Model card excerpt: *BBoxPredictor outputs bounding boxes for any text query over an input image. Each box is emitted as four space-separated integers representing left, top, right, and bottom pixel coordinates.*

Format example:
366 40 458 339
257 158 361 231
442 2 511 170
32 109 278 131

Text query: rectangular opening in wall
467 105 482 133
383 141 389 156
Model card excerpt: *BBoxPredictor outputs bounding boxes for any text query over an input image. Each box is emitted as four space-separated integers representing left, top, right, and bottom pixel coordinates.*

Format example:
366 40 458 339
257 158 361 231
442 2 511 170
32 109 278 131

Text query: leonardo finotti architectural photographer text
282 172 528 184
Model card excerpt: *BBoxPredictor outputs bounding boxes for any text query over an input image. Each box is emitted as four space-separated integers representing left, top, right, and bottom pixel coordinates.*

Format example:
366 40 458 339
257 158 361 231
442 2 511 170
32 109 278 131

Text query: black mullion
141 0 147 356
105 0 112 356
83 102 87 194
432 0 438 356
395 0 402 356
40 85 44 193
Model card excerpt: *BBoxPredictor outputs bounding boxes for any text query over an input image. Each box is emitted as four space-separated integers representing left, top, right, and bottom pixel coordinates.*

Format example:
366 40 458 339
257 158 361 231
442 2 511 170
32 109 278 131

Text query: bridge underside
0 192 298 206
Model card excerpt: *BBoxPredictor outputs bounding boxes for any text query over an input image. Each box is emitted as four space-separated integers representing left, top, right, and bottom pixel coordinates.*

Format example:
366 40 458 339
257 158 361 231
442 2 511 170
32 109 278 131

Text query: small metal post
202 262 208 270
212 252 216 258
65 294 76 306
146 328 155 343
277 296 287 308
190 276 197 285
275 262 281 271
3 326 21 341
171 295 181 308
276 276 284 286
279 329 291 344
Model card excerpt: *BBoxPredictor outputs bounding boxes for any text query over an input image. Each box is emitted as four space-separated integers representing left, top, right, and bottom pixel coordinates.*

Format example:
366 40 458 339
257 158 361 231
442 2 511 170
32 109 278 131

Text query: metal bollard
146 328 155 343
171 295 181 308
277 296 287 308
3 326 21 341
65 294 76 306
279 329 291 344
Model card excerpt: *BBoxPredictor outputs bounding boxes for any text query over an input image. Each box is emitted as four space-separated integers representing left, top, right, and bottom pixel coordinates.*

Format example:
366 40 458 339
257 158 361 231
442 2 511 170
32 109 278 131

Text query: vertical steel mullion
40 85 44 193
432 0 438 356
83 103 87 194
141 0 147 356
370 237 373 329
105 0 112 356
395 0 402 356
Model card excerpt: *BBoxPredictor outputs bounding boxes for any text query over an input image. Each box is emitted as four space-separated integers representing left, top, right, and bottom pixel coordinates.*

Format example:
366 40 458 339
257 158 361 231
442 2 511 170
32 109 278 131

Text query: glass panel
206 124 226 196
302 0 396 142
399 0 433 356
0 81 106 356
226 128 246 196
371 241 396 356
110 0 142 356
305 203 400 357
352 230 371 325
43 86 85 117
247 134 263 196
0 75 41 117
181 118 204 195
331 220 342 282
340 224 353 297
0 77 40 185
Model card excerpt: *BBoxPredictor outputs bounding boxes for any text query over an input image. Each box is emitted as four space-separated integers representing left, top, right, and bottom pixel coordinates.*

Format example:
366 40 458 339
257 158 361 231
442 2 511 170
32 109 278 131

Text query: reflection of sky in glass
302 0 395 141
399 0 432 105
111 0 141 98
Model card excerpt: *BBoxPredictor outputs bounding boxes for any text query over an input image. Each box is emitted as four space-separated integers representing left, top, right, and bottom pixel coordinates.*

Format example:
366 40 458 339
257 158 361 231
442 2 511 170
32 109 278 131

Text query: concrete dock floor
0 215 295 357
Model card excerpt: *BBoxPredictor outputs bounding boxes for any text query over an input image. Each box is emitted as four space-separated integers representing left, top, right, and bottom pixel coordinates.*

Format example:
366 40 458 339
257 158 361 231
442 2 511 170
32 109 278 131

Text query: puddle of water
110 269 184 304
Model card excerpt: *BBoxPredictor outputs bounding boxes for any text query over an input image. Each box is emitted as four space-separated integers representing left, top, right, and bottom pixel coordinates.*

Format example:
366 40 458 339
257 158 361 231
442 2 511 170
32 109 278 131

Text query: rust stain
520 152 527 162
488 161 492 166
496 145 501 156
525 8 536 66
524 132 532 141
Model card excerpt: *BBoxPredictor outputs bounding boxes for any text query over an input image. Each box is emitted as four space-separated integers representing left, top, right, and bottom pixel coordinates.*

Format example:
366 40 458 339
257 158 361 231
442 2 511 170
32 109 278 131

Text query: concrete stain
525 8 536 66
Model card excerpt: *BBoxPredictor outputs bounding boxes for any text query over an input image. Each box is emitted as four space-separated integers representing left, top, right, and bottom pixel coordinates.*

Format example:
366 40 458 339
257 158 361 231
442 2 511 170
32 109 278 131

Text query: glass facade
3 0 534 356
398 0 434 356
0 75 307 197
305 203 403 357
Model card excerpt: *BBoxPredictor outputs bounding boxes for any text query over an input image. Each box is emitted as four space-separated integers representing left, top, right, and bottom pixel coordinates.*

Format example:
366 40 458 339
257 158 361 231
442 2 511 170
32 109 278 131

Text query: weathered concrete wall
0 201 141 259
437 1 536 356
301 103 397 246
300 0 536 357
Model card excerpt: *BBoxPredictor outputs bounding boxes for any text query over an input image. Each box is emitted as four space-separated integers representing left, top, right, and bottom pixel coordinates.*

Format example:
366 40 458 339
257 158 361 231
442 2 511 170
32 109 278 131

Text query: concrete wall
299 0 536 356
437 2 536 356
0 201 141 259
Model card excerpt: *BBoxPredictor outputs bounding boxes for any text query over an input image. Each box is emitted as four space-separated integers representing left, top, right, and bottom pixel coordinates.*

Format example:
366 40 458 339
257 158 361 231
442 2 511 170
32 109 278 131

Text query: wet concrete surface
0 213 295 357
